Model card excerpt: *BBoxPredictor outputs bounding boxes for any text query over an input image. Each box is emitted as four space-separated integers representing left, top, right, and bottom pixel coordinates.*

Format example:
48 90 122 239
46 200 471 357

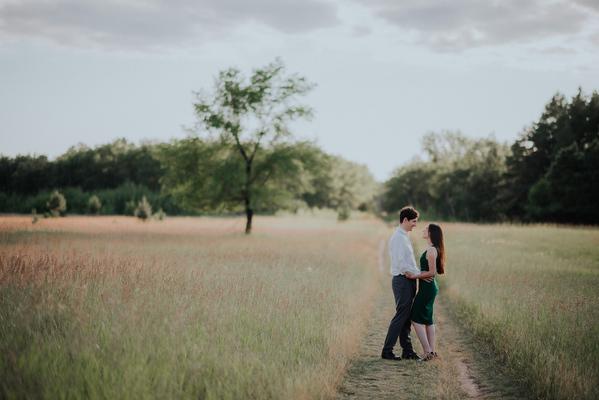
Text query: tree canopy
156 59 317 233
505 88 599 222
383 88 598 225
383 131 508 222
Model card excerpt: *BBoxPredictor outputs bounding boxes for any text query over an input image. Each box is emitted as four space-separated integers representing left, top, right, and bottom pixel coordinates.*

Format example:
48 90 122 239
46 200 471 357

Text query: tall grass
0 216 386 399
432 223 599 400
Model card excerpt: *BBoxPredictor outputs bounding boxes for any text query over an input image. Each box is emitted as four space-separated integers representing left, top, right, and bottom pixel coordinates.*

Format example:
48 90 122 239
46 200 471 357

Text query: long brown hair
428 223 445 275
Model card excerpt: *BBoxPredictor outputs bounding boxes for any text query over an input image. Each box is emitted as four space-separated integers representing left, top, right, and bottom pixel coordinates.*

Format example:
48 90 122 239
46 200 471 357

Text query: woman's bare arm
406 246 437 281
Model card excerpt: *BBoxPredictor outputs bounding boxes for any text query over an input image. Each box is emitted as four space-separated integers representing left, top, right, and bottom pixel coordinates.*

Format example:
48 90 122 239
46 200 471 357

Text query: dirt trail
334 239 523 400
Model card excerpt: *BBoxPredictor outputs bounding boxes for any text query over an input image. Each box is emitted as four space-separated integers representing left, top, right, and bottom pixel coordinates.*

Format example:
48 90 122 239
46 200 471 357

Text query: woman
406 223 445 362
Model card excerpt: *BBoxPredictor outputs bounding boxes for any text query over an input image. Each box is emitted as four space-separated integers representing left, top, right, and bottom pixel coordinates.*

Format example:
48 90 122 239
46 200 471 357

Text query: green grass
0 215 387 399
3 216 598 399
430 223 599 400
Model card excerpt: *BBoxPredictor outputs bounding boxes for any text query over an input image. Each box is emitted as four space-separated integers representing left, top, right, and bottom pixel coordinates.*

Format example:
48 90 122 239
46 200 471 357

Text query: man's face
405 218 418 232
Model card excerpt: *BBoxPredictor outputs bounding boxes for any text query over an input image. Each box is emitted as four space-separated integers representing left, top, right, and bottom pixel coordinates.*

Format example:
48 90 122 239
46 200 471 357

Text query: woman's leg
425 324 435 353
411 321 431 355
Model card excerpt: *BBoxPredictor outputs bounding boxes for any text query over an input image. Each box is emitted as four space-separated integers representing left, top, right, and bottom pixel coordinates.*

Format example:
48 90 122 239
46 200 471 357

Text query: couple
381 206 446 362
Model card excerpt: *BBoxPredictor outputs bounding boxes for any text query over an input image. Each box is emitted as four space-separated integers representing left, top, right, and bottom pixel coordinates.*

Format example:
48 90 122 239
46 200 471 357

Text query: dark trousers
382 275 416 355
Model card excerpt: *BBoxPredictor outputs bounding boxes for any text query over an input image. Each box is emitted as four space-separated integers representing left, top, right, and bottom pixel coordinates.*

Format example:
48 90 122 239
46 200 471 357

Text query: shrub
31 208 40 224
337 202 351 221
153 208 166 221
134 196 152 221
88 195 102 215
46 190 67 217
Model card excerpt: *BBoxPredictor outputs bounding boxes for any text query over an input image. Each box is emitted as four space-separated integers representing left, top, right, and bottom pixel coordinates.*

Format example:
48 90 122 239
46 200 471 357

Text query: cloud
0 0 340 51
531 46 578 55
574 0 599 12
351 25 372 37
351 0 598 52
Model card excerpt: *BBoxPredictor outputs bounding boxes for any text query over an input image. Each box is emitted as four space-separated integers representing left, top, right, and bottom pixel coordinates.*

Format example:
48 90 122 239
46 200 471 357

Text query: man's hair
399 206 419 223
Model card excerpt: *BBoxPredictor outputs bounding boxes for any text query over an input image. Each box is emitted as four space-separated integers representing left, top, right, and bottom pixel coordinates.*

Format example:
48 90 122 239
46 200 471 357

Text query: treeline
0 139 378 217
382 89 599 224
3 88 597 224
0 139 185 216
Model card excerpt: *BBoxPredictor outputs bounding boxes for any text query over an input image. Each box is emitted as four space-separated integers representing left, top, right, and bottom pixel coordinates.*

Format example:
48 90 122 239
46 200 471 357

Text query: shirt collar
396 226 408 235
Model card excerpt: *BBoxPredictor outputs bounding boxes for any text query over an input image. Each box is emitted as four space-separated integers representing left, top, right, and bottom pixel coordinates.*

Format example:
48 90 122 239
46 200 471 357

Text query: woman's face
422 225 430 239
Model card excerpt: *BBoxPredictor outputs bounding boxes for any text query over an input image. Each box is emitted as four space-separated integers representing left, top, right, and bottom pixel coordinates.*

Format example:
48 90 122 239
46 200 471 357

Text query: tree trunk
245 199 253 234
245 159 253 234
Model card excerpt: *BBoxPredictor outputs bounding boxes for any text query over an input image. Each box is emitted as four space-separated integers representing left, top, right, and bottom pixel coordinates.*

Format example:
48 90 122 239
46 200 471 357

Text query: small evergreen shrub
31 208 40 224
134 196 152 221
88 195 102 215
153 208 166 221
46 190 67 217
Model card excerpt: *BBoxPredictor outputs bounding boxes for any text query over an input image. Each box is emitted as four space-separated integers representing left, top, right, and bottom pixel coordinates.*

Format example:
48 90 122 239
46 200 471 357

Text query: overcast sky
1 0 598 181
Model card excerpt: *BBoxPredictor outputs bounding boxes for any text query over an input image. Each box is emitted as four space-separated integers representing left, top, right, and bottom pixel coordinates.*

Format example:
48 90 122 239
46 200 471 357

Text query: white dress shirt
388 227 421 276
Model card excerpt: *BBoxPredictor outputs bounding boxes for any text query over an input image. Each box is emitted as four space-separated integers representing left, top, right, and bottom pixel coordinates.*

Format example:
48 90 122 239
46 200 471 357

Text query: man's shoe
381 352 402 360
401 351 421 360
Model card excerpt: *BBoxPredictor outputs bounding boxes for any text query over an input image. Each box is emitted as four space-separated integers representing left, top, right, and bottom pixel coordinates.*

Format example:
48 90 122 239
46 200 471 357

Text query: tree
157 59 315 233
51 139 164 191
503 89 599 220
527 139 599 223
0 155 52 195
383 131 508 222
301 151 379 213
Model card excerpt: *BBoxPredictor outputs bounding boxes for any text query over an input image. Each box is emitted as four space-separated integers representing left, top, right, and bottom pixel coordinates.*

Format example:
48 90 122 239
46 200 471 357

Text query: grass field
429 223 599 400
1 215 598 399
0 215 387 399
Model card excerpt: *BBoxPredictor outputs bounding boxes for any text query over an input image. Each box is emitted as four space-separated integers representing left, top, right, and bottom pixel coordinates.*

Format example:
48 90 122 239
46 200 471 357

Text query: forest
1 88 597 225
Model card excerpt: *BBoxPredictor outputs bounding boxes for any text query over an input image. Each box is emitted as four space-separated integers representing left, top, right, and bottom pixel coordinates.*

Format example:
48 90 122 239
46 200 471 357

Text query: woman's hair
428 223 445 275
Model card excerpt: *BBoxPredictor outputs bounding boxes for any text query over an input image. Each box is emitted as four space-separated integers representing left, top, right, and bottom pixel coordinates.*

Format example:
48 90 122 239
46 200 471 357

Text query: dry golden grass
1 215 388 399
4 215 596 399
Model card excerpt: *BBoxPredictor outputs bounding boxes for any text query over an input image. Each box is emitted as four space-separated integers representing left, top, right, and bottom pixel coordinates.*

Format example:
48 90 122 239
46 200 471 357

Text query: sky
1 0 598 182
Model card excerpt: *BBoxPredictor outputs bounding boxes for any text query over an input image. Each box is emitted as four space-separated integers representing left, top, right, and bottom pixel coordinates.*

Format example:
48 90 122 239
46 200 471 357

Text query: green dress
410 246 439 325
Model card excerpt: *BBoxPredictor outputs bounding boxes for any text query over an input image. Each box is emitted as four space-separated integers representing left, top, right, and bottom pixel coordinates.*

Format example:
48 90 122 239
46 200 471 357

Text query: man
381 206 426 360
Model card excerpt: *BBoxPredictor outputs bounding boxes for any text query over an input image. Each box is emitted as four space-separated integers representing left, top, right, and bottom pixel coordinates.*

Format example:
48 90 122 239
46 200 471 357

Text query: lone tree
157 59 316 234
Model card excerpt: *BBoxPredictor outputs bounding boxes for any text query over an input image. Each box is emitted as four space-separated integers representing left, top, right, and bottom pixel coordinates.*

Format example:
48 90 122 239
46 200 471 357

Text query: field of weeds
0 215 387 399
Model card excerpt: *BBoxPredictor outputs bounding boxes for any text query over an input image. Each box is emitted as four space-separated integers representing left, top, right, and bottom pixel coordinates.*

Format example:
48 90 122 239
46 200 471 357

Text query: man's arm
389 234 406 274
403 239 421 276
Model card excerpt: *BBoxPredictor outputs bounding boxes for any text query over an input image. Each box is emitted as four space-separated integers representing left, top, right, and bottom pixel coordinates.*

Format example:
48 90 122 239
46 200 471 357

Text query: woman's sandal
419 352 435 362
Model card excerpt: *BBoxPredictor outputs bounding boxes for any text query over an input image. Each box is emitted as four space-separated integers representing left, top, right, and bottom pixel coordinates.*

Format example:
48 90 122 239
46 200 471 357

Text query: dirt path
334 240 524 400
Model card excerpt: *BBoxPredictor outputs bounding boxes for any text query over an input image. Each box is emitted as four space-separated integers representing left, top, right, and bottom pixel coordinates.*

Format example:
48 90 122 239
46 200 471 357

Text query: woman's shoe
419 352 435 362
